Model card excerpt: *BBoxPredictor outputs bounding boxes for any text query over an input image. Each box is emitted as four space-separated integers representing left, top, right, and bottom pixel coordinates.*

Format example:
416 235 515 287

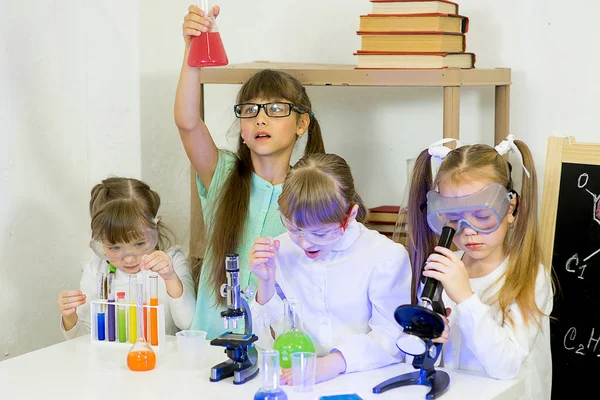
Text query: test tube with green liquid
117 292 127 343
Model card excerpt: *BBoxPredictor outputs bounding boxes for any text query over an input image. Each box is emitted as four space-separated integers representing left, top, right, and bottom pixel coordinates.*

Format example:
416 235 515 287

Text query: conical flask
273 298 315 369
126 278 156 371
187 0 229 67
253 350 288 400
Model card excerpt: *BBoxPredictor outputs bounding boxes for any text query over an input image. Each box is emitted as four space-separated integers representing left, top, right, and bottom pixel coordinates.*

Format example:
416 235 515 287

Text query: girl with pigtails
407 135 554 400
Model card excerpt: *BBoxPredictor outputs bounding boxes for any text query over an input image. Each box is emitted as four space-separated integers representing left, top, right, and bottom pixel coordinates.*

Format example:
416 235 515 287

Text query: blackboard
540 137 600 399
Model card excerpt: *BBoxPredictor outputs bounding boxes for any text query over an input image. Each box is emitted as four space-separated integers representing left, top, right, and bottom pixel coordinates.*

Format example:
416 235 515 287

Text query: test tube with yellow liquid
128 275 137 343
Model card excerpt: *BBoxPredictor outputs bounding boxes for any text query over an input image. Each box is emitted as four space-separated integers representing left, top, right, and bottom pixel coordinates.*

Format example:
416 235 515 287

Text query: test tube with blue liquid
97 272 106 341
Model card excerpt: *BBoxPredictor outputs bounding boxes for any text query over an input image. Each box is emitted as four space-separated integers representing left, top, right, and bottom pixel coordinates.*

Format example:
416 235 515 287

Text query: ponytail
304 114 325 154
500 140 548 326
353 192 368 224
407 149 438 304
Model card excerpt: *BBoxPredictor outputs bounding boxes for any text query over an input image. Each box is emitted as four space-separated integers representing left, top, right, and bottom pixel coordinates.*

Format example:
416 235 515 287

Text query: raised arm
174 5 220 191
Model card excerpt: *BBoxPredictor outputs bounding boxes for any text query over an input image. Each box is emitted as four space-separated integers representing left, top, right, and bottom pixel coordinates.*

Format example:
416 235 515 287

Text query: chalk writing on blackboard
563 173 600 280
563 327 600 357
577 173 600 223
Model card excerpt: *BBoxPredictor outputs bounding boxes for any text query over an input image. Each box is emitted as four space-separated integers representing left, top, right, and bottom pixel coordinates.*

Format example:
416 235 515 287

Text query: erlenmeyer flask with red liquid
187 0 229 67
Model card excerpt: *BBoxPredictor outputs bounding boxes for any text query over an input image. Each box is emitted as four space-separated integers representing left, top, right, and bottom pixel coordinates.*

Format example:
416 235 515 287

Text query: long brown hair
278 153 367 226
407 142 549 327
90 177 173 250
202 70 326 305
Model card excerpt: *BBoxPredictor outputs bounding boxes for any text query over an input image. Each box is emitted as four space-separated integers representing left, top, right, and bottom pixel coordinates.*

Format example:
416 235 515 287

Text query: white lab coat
251 221 412 373
440 252 553 400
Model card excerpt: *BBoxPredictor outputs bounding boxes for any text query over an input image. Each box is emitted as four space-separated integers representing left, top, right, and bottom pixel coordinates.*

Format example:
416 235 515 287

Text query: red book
367 205 404 224
370 205 401 213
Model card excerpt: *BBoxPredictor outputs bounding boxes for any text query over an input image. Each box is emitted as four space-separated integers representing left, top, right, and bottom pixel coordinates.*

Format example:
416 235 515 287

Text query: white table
0 335 524 400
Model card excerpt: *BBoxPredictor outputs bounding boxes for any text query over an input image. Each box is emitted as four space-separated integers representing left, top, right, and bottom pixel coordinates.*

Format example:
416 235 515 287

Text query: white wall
3 0 600 359
0 0 140 360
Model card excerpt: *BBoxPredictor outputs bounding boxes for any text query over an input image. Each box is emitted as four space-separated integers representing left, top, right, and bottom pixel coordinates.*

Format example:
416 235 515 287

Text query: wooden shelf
198 61 512 144
199 61 511 88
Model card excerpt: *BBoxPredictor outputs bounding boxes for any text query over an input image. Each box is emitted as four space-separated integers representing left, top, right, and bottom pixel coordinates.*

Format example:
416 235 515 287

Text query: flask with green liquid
273 298 315 369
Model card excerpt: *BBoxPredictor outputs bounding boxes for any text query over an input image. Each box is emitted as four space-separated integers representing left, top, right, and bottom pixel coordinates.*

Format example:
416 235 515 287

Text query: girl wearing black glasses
175 4 326 339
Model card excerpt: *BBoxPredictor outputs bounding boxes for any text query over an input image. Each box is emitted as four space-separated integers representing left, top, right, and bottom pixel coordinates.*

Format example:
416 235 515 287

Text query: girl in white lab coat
407 137 554 400
249 153 447 385
57 177 196 338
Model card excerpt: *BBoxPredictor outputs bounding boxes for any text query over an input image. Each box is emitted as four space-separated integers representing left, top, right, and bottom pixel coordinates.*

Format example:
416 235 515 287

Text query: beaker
127 279 156 371
187 0 229 67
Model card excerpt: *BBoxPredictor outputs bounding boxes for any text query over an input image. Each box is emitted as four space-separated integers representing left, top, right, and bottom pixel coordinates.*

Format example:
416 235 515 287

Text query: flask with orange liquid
127 277 156 371
187 0 228 67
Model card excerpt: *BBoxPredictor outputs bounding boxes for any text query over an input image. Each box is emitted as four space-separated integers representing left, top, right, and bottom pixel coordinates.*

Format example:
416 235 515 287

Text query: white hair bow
428 138 461 165
494 134 531 178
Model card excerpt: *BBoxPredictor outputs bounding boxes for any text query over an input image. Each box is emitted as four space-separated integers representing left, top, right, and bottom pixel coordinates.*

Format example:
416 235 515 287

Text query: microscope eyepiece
225 253 240 272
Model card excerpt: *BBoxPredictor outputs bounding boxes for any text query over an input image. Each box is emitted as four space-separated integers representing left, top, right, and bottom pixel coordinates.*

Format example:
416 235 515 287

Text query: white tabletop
0 335 524 400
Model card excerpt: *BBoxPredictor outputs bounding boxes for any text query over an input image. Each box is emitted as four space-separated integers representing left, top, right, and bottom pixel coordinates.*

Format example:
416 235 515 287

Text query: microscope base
372 367 450 400
209 358 260 385
209 336 260 385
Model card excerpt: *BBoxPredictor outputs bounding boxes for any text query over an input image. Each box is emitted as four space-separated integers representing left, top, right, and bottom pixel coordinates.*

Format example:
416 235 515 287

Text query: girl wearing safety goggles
249 153 414 386
57 177 196 339
408 138 554 400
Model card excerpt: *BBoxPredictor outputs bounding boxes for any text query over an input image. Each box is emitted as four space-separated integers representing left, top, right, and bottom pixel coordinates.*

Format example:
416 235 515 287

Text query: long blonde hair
200 70 326 305
408 142 549 326
278 153 367 226
90 177 173 250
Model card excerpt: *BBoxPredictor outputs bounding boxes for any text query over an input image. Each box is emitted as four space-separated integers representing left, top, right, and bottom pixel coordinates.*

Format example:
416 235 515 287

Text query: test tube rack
90 300 166 349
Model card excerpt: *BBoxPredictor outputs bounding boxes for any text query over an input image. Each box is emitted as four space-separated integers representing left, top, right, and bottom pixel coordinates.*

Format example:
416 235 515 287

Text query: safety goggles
90 229 158 262
426 182 516 235
280 212 351 246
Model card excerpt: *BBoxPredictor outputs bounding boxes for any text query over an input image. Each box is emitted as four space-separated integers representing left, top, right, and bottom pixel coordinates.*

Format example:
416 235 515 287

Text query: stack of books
365 205 408 246
354 0 475 69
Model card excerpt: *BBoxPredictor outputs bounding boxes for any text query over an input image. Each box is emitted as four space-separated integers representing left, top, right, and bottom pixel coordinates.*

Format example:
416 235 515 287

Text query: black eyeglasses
233 102 306 118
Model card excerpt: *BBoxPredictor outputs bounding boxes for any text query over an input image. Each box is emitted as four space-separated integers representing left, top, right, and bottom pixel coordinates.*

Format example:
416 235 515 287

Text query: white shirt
250 221 412 373
60 246 196 339
439 252 553 400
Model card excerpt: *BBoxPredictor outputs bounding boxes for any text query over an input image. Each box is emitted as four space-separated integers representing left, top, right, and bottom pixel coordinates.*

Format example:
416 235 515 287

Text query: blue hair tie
310 111 315 118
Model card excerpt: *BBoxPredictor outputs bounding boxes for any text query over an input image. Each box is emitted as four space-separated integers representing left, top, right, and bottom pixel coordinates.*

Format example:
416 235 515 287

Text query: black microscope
209 253 260 385
373 226 456 400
